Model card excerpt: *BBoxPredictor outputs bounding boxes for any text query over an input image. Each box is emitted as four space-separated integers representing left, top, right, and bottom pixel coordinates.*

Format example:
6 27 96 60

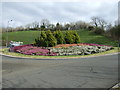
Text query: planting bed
9 43 113 56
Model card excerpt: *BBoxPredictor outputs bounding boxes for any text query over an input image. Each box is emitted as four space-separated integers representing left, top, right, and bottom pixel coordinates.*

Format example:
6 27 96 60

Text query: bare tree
55 23 63 30
49 24 55 30
64 23 70 30
40 19 50 28
32 21 39 28
25 23 32 29
91 16 99 27
75 20 90 29
91 16 107 29
98 18 107 29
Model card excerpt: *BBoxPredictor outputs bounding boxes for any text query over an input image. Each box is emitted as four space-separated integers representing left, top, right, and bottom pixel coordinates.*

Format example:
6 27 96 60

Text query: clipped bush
46 30 57 47
35 30 80 47
35 37 40 46
64 31 74 44
35 31 47 47
71 30 80 43
54 30 64 44
64 30 80 44
40 31 47 47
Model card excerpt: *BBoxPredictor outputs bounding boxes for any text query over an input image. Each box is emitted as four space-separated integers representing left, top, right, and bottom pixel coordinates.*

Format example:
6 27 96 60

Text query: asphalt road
2 54 118 88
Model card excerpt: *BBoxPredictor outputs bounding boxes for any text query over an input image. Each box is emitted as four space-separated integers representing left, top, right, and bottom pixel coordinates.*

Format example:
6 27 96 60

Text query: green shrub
64 31 74 44
35 30 80 47
54 30 64 44
72 30 80 43
107 25 120 40
35 31 47 47
46 30 57 47
2 36 6 46
35 37 40 46
88 26 94 31
40 31 47 46
94 27 104 35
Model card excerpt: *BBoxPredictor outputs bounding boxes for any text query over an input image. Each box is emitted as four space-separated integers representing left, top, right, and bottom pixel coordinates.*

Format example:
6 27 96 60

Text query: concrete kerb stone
112 83 120 88
109 82 120 90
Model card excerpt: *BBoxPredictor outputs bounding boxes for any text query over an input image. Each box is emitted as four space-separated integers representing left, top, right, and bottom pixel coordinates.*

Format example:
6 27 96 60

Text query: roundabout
0 46 118 60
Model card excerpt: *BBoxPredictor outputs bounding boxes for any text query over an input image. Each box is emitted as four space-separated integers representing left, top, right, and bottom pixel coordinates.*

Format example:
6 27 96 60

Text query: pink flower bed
9 44 57 56
10 44 33 52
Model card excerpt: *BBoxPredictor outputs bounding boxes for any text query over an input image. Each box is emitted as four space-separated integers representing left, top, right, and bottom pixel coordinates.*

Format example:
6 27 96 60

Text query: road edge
0 52 118 60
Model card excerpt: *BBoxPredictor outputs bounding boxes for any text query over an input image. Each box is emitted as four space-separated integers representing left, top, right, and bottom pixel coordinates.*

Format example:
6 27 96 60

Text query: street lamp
6 20 12 47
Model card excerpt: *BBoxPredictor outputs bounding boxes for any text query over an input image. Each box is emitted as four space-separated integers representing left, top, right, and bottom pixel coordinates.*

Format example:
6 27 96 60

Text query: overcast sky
1 0 119 27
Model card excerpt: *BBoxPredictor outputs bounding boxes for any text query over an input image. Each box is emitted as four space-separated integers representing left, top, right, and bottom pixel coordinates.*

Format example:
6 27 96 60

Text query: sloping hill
77 29 118 46
2 30 118 46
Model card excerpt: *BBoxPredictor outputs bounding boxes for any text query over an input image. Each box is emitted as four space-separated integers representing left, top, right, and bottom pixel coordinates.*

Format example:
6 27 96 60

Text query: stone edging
109 82 120 90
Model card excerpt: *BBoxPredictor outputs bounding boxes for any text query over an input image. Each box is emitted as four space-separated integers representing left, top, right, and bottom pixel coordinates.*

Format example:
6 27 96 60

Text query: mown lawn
2 29 118 46
2 31 40 45
77 29 118 46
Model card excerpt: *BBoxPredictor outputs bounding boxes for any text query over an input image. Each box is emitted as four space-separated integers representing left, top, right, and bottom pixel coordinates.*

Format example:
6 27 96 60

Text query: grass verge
0 47 119 59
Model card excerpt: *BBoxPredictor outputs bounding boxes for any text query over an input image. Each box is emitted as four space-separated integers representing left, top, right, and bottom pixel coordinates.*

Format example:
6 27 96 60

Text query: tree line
2 16 120 41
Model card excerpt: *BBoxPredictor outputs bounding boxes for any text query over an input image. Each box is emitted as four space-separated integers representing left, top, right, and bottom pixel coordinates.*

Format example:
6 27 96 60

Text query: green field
2 29 118 46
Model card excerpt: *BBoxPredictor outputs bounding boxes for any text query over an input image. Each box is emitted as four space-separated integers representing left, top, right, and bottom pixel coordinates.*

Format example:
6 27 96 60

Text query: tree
45 30 57 47
25 24 31 30
106 23 112 30
106 25 120 40
91 16 107 29
39 31 47 47
32 21 39 28
94 27 105 35
54 30 64 44
49 24 55 30
75 21 90 29
40 19 50 28
55 23 63 30
71 31 80 43
35 30 57 47
98 18 107 29
91 16 100 28
64 31 74 44
69 22 76 30
40 23 45 31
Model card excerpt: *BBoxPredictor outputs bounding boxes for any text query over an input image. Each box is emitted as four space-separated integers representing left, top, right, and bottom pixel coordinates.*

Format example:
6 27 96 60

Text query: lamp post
6 20 12 47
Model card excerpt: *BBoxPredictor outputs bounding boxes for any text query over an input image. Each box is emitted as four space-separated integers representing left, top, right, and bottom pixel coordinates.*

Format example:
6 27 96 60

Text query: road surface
2 54 118 88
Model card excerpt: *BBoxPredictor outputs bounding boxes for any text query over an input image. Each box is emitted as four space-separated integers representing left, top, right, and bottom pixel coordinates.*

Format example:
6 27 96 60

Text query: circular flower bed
9 43 113 56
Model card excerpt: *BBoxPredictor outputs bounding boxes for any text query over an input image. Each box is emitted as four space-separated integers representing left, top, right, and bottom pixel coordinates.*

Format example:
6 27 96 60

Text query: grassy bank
2 29 118 46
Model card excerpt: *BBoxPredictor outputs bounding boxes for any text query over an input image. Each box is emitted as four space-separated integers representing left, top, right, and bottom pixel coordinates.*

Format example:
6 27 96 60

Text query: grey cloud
1 1 119 27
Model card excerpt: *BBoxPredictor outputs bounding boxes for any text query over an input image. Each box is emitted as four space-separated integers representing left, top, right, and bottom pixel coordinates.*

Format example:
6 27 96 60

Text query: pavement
1 54 118 89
